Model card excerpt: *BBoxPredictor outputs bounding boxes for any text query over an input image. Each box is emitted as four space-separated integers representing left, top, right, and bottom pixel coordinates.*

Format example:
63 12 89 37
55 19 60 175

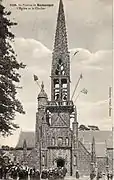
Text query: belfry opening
56 158 65 167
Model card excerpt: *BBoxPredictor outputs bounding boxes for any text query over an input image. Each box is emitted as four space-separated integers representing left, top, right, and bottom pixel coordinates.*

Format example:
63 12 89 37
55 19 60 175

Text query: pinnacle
38 82 47 99
41 81 44 91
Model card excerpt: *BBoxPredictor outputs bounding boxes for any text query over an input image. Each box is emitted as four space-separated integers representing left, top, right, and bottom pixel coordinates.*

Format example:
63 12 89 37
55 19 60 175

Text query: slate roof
16 130 113 157
78 131 113 148
78 130 113 157
16 131 35 149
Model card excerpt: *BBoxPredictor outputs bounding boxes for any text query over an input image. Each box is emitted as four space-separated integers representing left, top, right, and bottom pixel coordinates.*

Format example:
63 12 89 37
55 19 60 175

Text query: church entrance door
56 157 65 167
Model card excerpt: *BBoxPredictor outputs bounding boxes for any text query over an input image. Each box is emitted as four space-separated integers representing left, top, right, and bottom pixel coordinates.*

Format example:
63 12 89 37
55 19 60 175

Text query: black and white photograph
0 0 113 179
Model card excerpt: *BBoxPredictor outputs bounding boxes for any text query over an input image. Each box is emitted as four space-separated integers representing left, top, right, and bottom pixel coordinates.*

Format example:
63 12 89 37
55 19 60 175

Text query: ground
65 177 89 180
65 176 106 180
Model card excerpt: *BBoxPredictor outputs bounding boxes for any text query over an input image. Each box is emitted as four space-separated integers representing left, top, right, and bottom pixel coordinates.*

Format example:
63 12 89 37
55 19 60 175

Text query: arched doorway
56 157 65 167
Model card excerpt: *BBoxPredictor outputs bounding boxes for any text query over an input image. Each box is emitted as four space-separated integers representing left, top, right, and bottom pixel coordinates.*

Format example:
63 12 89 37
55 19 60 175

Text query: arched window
52 137 55 146
42 155 45 166
65 137 69 146
74 155 77 166
58 137 63 146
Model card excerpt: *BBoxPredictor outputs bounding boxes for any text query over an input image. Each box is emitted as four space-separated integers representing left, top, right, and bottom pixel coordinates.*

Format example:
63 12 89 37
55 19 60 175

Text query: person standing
76 170 79 179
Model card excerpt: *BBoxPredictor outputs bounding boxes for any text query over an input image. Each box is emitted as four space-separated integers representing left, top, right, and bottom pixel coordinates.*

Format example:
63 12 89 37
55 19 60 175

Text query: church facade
14 0 113 177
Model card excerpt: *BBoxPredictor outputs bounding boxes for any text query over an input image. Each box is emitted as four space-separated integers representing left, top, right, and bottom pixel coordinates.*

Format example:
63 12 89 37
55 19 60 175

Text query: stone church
14 0 113 176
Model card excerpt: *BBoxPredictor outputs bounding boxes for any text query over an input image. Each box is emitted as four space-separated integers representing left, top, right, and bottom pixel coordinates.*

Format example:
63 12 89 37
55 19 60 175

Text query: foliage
0 3 25 136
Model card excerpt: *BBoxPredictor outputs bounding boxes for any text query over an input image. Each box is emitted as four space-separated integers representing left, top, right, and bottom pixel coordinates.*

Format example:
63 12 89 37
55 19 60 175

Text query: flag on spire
80 73 83 79
81 88 88 94
33 74 38 81
73 50 79 56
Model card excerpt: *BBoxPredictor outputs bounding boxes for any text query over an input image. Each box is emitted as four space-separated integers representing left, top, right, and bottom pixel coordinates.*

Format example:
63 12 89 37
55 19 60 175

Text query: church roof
16 131 35 149
78 130 113 148
78 130 113 157
16 130 113 157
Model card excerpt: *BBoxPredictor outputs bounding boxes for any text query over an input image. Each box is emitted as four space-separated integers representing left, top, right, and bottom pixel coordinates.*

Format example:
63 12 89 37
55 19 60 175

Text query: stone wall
27 148 40 169
10 150 31 164
47 148 71 176
97 157 106 173
47 127 72 147
78 141 91 176
108 148 113 171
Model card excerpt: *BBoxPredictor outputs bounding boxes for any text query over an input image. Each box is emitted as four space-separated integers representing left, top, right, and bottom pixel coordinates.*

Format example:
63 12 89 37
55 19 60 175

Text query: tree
0 3 25 136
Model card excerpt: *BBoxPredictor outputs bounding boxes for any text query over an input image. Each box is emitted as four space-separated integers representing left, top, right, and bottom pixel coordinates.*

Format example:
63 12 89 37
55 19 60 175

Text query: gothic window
58 137 63 146
54 79 59 88
55 69 59 75
74 155 77 166
55 84 59 88
61 65 65 75
55 93 59 101
49 112 52 125
54 79 60 101
65 137 69 146
55 59 65 75
61 79 67 101
42 155 45 166
52 137 55 146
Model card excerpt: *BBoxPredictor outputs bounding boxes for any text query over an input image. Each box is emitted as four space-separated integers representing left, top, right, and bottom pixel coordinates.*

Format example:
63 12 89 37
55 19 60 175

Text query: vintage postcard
0 0 113 179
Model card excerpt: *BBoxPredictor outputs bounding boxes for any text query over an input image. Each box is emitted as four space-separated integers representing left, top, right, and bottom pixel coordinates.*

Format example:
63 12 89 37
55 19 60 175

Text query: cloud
3 0 112 52
1 0 112 146
77 99 108 109
0 37 112 146
70 48 112 69
13 37 112 107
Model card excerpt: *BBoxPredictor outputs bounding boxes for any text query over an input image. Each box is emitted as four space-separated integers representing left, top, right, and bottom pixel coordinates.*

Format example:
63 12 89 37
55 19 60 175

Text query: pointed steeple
51 0 71 101
23 139 27 163
23 139 27 149
38 82 47 99
52 0 70 76
91 136 96 164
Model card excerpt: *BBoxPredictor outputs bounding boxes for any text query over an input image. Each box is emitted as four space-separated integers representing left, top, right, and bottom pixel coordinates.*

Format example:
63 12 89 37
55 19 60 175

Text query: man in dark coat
76 170 79 179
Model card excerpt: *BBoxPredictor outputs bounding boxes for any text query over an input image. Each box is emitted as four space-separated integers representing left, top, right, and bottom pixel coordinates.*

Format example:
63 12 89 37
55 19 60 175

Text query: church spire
51 0 70 101
90 136 96 173
52 0 70 76
53 0 68 52
91 136 96 164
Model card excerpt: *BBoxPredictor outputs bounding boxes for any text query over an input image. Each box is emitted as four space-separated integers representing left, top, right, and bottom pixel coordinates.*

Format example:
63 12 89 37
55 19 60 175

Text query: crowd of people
89 170 113 180
0 159 113 180
0 163 67 180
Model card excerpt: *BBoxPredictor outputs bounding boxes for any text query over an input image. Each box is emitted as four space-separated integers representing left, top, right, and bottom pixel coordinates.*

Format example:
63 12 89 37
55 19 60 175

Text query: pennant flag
80 73 83 79
81 88 88 94
33 74 38 81
73 50 79 56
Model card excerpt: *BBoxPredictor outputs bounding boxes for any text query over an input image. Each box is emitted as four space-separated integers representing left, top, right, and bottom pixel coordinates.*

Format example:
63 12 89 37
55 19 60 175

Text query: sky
0 0 113 147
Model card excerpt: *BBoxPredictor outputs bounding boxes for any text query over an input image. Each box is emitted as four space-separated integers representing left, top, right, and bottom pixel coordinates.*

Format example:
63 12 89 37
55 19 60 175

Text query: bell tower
46 1 75 175
51 0 70 102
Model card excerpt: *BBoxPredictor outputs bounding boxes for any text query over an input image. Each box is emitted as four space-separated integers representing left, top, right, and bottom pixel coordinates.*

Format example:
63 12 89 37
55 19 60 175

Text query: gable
51 113 69 127
51 116 67 127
